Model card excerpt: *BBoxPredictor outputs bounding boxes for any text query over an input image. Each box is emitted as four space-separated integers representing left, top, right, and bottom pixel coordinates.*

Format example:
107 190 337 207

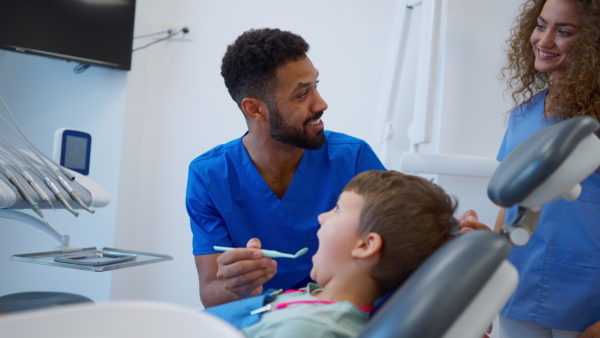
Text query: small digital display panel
59 130 91 175
64 135 88 170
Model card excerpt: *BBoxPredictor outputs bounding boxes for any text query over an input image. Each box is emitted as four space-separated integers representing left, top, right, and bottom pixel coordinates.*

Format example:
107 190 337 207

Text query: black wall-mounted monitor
0 0 136 71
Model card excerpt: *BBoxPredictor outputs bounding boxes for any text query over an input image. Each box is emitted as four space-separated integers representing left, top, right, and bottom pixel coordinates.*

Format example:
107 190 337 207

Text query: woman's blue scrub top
498 89 600 331
186 131 386 290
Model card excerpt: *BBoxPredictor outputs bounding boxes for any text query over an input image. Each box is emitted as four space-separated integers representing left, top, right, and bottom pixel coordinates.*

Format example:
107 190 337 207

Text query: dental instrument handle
0 151 52 206
23 171 53 207
44 177 79 217
213 246 293 258
58 176 74 194
8 175 36 206
213 246 235 252
8 175 45 219
68 191 95 214
0 165 43 218
54 192 79 217
43 177 59 194
57 176 94 213
59 167 76 180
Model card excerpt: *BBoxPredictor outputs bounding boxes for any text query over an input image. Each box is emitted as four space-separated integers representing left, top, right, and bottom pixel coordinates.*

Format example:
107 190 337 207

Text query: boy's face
310 190 364 285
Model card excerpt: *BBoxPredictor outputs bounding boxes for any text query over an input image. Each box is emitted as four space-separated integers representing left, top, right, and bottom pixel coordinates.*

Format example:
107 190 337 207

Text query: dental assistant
494 0 600 336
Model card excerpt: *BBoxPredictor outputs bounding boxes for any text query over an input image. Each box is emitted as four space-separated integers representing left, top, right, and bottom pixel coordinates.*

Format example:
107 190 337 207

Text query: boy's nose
317 212 326 225
317 211 330 225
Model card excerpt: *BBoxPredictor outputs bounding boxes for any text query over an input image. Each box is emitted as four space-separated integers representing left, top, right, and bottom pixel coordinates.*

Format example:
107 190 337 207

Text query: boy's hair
344 170 459 295
220 28 309 111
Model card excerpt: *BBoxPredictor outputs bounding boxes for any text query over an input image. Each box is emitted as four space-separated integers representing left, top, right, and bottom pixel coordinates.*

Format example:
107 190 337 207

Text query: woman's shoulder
513 88 548 115
507 88 549 128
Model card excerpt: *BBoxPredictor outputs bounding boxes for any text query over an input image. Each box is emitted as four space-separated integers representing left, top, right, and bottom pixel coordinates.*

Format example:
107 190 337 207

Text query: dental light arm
488 115 600 246
0 209 69 247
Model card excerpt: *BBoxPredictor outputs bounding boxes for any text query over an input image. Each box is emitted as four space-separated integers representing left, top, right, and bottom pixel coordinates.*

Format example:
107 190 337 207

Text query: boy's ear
352 232 383 259
241 98 267 122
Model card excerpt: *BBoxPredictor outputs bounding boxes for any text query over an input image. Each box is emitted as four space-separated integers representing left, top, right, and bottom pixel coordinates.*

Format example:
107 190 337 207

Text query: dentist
185 28 385 307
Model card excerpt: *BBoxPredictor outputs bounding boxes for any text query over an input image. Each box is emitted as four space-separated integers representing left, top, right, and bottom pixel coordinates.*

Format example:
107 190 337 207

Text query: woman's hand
580 320 600 338
458 210 491 234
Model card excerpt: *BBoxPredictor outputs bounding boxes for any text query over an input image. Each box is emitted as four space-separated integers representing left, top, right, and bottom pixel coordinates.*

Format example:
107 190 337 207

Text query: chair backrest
360 231 517 338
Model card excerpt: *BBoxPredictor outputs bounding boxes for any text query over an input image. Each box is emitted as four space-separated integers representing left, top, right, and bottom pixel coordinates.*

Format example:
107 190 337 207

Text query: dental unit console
0 95 172 271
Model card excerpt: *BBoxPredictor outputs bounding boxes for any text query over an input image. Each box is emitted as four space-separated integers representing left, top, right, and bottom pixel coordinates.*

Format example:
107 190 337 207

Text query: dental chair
1 116 599 338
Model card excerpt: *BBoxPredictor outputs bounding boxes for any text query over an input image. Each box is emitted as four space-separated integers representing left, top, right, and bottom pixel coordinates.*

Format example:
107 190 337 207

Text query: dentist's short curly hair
221 28 309 111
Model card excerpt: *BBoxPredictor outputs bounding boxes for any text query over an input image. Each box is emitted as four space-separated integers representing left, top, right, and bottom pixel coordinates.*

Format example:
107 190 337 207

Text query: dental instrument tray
53 250 137 266
11 247 172 272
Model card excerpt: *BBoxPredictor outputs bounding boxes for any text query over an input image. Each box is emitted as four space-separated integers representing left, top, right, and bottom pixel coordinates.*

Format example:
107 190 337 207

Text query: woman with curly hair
494 0 600 337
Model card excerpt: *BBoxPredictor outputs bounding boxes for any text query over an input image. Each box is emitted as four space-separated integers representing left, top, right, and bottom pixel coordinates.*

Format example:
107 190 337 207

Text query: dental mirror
213 246 309 259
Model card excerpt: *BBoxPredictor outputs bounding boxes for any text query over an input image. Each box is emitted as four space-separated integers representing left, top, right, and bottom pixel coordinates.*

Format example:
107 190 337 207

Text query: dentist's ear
352 232 382 259
241 98 267 122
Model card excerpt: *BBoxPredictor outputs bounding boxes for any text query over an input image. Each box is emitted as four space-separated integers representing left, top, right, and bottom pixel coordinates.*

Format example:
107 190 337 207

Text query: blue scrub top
186 131 386 290
498 89 600 331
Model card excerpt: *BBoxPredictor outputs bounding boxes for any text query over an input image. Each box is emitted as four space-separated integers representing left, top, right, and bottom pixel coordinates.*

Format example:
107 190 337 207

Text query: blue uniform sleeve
356 140 386 172
497 128 509 163
186 162 233 255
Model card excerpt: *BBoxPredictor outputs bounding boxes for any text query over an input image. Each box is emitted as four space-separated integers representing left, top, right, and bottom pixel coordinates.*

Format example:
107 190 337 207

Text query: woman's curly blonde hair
500 0 600 120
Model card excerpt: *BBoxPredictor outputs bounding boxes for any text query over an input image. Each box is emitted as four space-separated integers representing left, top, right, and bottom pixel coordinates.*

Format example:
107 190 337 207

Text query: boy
208 170 460 337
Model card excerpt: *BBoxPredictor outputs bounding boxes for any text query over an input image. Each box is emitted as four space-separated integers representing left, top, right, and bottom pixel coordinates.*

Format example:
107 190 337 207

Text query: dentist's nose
312 90 328 113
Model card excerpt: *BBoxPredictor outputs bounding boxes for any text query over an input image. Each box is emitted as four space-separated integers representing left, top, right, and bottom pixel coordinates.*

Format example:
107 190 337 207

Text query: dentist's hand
215 238 278 300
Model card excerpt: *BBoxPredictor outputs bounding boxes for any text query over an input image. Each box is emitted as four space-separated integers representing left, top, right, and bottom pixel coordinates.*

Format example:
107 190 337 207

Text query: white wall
384 0 523 228
0 0 524 314
431 0 522 227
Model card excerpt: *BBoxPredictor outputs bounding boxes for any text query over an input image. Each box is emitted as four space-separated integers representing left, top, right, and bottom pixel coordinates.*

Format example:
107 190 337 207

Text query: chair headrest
488 115 599 207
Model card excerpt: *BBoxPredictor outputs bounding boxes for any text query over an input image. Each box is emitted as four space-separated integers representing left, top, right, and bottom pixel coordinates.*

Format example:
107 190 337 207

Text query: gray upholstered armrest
488 115 599 208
